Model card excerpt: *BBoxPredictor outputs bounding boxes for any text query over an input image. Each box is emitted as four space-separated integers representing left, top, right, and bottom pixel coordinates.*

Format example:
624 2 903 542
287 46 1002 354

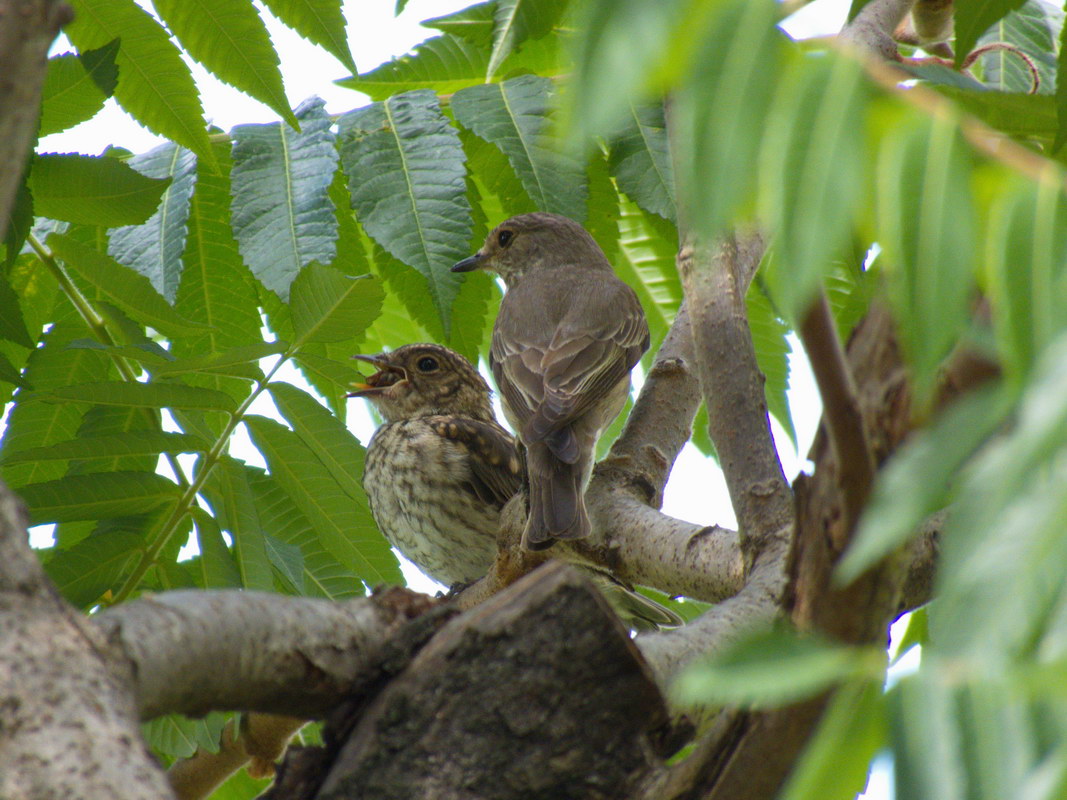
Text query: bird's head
451 212 608 285
349 343 495 423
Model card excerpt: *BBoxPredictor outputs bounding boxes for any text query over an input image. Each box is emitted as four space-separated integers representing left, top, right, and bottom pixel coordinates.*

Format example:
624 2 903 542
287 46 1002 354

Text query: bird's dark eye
416 356 439 372
497 229 513 248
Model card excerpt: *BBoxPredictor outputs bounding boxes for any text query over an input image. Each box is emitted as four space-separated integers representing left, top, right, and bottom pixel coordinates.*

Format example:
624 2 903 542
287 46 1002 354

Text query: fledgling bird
453 212 650 550
350 343 681 630
349 343 522 587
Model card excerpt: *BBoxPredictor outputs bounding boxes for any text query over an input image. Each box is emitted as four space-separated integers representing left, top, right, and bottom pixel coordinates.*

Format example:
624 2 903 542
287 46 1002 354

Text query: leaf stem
111 353 290 604
28 233 196 492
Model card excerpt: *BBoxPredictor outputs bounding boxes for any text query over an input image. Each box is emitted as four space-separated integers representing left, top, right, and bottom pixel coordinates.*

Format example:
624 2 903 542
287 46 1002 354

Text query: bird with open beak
452 212 649 551
349 342 680 630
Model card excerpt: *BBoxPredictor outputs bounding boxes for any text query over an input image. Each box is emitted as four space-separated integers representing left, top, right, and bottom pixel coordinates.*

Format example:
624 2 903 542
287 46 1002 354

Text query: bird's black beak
451 253 482 273
348 354 405 397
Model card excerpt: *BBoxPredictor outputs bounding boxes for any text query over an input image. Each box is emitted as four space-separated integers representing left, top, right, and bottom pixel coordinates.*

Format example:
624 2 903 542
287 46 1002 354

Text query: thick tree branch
96 587 449 721
0 0 72 241
839 0 915 59
680 231 792 556
599 301 701 500
0 481 175 800
798 291 875 537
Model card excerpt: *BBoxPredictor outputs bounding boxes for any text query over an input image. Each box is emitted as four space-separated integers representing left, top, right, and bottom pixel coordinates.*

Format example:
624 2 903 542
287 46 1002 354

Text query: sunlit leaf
261 0 356 73
152 0 296 126
65 0 213 162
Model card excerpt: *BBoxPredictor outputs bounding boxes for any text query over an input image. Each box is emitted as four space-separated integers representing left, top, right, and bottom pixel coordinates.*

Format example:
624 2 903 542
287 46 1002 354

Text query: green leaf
38 52 110 137
289 263 384 347
931 331 1067 662
612 197 682 365
152 342 286 378
671 0 783 243
1057 15 1067 150
230 97 339 301
452 74 587 222
941 88 1057 150
77 38 120 95
0 272 34 348
38 381 237 413
890 674 967 800
423 1 495 44
43 529 145 607
268 382 368 504
760 53 868 321
246 469 363 599
608 102 676 223
244 414 401 585
955 0 1028 69
672 626 883 708
781 680 888 800
108 143 199 303
486 0 567 79
877 114 975 407
65 0 213 163
16 471 179 523
48 233 207 339
152 0 295 127
985 179 1067 383
30 153 170 227
338 34 483 100
264 532 305 593
260 0 356 74
846 0 875 21
566 0 683 144
1 321 111 489
338 90 472 334
0 352 28 389
977 0 1058 95
746 283 794 447
0 431 208 465
192 508 243 589
838 385 1010 585
174 139 264 426
142 712 229 760
201 456 275 591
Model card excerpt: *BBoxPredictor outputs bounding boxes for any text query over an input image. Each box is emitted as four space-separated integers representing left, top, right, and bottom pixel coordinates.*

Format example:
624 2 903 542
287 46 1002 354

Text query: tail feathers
523 446 589 550
523 418 580 464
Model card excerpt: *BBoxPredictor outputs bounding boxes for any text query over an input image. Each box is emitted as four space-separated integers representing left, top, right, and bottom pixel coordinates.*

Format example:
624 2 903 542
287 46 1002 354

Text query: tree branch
839 0 915 59
96 587 450 721
798 291 875 537
679 231 792 556
0 480 175 800
0 0 72 241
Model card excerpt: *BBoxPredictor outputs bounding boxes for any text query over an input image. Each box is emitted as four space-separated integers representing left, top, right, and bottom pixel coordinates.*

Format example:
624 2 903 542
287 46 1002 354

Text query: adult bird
453 213 649 550
350 343 679 630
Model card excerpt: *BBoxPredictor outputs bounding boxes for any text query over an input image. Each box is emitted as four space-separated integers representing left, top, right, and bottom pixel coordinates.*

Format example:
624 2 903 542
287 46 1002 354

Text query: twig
797 291 875 538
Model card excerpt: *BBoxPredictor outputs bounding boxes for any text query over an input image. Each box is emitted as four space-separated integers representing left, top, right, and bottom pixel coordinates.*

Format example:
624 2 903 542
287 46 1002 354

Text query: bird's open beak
348 354 406 397
451 253 483 273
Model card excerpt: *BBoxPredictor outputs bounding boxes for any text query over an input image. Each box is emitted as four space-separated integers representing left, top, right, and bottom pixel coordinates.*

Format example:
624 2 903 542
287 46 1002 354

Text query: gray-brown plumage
350 343 522 586
453 212 649 550
350 343 681 630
